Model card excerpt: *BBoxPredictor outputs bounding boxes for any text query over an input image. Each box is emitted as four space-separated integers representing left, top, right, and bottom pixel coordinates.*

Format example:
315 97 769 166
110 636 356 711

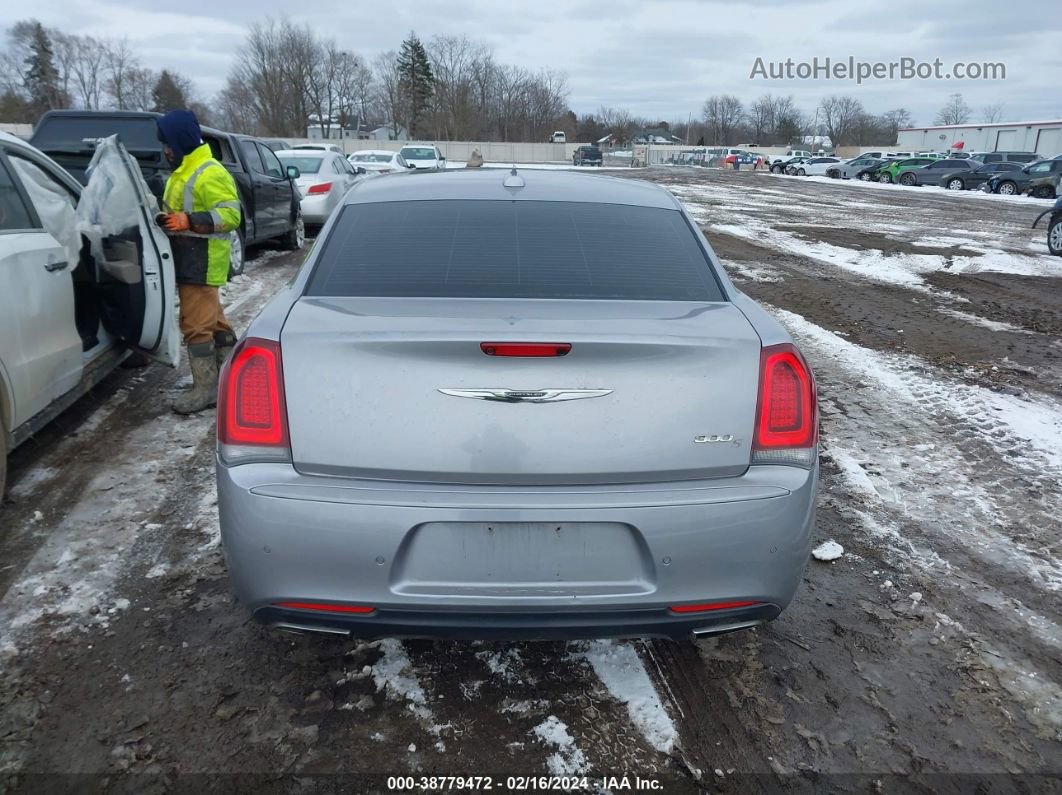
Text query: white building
897 119 1062 157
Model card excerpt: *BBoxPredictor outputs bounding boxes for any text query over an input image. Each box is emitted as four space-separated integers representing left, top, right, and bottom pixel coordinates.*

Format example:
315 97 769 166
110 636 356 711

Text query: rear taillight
670 600 762 613
307 182 332 194
752 343 817 467
481 342 571 357
274 602 375 614
217 338 290 464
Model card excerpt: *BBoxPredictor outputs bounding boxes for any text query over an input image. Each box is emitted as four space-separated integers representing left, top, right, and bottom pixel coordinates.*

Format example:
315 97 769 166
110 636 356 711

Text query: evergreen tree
396 33 434 138
151 69 187 113
23 21 63 114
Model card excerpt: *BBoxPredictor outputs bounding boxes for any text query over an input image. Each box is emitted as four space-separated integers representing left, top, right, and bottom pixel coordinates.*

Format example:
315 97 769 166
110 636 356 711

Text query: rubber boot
214 330 237 370
173 342 218 414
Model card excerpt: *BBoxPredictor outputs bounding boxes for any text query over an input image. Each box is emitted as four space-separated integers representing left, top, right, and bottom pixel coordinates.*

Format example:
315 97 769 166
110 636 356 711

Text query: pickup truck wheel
280 210 305 251
997 181 1017 196
227 228 246 278
946 178 965 190
1049 218 1062 256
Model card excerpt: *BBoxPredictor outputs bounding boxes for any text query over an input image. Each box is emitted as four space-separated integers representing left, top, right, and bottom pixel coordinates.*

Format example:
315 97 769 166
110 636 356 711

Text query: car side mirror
356 166 366 175
407 163 417 169
286 165 300 179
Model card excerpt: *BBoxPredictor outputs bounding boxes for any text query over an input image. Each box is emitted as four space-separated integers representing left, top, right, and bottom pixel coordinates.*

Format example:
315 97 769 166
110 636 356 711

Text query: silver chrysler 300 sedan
216 168 818 641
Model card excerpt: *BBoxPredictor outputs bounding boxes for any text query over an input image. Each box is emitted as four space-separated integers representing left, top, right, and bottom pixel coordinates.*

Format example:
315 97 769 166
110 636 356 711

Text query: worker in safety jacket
155 109 242 414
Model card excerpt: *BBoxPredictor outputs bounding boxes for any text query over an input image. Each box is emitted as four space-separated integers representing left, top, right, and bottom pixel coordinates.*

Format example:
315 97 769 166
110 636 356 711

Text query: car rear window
307 200 725 301
278 156 324 174
401 148 437 159
31 117 161 152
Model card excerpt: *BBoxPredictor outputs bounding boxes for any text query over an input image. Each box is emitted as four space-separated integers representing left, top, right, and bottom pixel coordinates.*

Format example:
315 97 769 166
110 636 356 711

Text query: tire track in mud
769 308 1062 742
641 170 1062 772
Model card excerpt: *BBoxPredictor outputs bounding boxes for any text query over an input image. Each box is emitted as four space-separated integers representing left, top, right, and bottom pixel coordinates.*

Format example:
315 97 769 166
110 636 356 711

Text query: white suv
0 133 178 498
398 144 447 171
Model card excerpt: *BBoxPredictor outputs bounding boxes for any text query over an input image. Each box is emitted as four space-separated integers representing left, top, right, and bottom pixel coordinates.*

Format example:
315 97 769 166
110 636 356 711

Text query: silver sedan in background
276 150 361 224
216 170 819 641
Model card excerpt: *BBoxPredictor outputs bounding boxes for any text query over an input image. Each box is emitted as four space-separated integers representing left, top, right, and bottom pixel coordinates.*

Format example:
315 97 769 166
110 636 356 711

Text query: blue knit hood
156 109 202 164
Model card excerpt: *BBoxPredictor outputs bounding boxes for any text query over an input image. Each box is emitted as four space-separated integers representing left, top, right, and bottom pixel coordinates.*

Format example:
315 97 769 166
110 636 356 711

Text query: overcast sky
16 0 1062 126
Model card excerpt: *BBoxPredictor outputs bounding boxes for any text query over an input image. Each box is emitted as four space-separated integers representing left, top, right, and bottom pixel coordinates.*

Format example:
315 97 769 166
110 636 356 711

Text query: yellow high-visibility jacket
162 143 242 286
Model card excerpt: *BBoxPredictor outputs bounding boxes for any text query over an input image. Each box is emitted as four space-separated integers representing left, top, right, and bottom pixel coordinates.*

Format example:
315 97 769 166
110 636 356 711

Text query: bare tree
747 94 776 143
876 108 912 142
597 105 637 145
818 95 865 147
428 35 490 140
701 95 744 144
981 102 1004 123
63 33 107 109
223 18 312 136
935 93 971 126
372 50 405 137
122 66 156 112
103 37 138 109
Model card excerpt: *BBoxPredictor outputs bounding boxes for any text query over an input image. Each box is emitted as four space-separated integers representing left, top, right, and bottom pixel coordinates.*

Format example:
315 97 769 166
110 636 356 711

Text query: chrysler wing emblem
438 388 613 403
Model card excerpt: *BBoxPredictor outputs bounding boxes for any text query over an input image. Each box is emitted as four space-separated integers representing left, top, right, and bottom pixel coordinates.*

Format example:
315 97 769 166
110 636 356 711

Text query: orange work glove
161 212 190 232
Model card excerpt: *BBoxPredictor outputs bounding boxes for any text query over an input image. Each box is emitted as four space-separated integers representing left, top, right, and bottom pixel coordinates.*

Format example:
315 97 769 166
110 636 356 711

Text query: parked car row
774 147 1060 199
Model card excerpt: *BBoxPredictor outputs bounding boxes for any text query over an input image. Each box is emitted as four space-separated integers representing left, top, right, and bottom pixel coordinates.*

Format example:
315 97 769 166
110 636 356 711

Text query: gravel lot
1 169 1059 793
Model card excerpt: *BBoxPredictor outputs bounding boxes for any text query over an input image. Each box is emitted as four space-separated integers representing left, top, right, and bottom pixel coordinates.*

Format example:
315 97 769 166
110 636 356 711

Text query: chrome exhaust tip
272 622 351 637
690 619 763 640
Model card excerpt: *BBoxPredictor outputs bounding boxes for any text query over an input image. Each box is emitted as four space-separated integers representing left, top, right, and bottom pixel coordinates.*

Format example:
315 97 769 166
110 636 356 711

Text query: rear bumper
298 194 335 223
217 462 817 640
256 602 780 641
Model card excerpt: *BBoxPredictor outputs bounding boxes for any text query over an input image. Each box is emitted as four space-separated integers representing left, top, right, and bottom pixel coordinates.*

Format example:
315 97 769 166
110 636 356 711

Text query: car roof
351 149 395 155
277 149 330 158
0 130 32 148
343 168 679 209
37 109 161 119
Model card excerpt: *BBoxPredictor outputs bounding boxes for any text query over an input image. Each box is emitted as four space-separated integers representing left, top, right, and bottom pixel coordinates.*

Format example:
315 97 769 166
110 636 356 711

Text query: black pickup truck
572 145 603 166
29 110 304 274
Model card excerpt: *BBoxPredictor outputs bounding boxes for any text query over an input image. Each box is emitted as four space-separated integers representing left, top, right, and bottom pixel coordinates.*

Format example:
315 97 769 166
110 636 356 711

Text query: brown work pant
178 283 233 345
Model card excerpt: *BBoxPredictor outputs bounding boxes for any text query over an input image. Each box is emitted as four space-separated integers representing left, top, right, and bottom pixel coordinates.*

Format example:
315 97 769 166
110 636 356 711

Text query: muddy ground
1 171 1059 793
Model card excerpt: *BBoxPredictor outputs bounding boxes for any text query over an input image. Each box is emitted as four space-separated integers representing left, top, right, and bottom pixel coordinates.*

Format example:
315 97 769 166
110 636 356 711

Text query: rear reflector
670 600 762 613
481 342 571 357
274 602 375 614
306 182 332 194
753 343 817 450
218 338 289 460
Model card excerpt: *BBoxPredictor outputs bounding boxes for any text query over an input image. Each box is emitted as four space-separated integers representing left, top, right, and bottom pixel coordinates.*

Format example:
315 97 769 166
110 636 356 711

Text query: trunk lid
280 297 762 485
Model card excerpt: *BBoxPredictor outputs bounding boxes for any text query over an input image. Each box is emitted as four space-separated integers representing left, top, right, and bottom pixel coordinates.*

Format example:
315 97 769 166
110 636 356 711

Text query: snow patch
812 541 845 562
531 716 589 776
575 640 677 753
372 639 431 722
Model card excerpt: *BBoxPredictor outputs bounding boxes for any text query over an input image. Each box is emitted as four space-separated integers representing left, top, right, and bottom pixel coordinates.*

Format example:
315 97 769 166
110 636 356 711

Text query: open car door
75 136 179 367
